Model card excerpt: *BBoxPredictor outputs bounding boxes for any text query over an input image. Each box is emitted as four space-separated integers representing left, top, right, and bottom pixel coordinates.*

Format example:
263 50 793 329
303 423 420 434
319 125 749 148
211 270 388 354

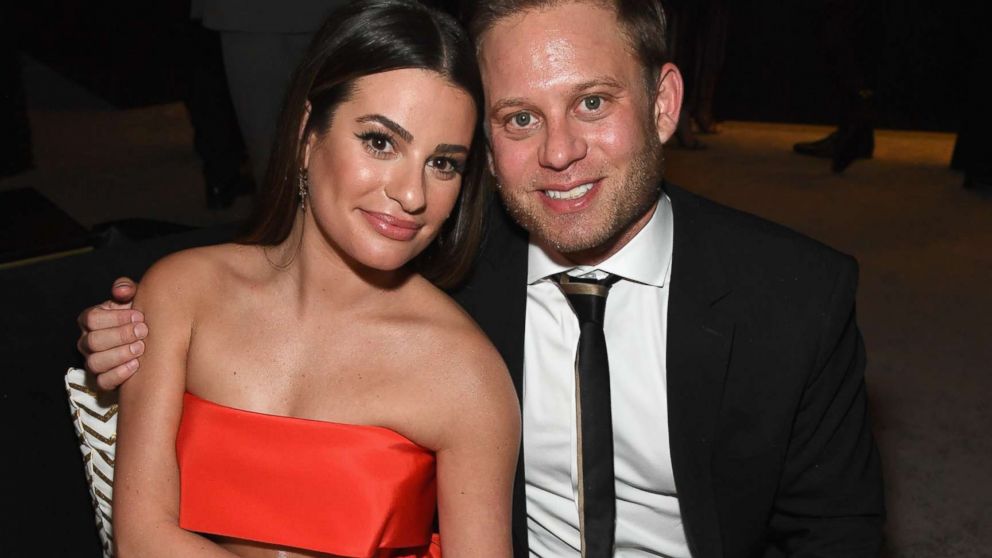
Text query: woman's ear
652 63 684 144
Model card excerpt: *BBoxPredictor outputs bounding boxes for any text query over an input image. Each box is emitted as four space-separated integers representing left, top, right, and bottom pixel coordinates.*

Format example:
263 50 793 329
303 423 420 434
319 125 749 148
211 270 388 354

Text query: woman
111 1 520 556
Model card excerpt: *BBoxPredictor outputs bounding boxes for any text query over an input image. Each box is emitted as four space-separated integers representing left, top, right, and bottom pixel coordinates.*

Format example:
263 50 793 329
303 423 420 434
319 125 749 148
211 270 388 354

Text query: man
78 1 884 556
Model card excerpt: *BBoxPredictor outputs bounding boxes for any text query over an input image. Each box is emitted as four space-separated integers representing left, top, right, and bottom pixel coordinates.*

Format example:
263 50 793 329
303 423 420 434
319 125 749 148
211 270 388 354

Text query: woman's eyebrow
356 114 413 142
434 144 468 154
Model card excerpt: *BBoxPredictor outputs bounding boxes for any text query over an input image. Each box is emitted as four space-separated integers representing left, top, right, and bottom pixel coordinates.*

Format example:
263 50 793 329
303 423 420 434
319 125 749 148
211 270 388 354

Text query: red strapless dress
176 392 441 557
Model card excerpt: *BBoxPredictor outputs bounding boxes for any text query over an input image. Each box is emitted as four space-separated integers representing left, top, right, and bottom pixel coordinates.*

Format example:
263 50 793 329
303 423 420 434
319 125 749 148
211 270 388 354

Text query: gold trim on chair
81 423 117 445
77 401 119 423
65 367 118 558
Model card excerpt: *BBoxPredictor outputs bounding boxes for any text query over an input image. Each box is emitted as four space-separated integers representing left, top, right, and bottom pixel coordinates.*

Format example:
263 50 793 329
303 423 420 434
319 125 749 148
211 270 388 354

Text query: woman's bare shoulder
401 279 517 420
136 243 261 308
403 278 504 369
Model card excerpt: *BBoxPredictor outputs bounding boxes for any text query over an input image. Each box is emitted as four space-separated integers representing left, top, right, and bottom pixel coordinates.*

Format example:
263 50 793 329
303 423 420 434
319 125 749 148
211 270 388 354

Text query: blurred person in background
793 0 882 173
180 7 252 210
665 0 729 149
951 2 991 196
194 0 347 185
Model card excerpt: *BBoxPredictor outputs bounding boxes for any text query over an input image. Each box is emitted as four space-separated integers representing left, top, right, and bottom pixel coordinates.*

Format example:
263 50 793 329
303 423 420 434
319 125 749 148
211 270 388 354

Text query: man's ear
652 63 684 144
300 101 314 169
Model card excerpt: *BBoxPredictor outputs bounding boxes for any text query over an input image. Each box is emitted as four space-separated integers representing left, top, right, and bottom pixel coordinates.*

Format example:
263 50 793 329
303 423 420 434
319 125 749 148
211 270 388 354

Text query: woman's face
302 68 477 272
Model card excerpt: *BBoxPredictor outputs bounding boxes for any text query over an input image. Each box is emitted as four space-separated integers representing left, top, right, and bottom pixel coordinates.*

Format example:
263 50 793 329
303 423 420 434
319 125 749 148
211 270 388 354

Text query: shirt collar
526 193 673 287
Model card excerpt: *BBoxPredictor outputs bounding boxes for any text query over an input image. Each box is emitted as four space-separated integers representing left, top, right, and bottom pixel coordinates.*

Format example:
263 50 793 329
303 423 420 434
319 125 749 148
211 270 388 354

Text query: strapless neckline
183 391 425 448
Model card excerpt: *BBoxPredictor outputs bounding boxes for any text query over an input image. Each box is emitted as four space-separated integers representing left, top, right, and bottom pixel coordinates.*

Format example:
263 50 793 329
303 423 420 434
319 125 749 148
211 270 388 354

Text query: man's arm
767 258 885 555
77 277 147 390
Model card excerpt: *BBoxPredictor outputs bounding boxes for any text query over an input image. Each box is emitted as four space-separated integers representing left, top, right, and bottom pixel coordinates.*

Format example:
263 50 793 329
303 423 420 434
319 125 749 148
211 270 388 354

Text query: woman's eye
370 137 390 151
432 158 454 171
429 157 460 177
366 135 394 153
581 95 603 111
356 131 396 155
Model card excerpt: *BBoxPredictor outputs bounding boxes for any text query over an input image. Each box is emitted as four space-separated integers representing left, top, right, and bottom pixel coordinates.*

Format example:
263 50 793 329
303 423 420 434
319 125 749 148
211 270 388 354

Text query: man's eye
511 112 533 127
582 96 602 111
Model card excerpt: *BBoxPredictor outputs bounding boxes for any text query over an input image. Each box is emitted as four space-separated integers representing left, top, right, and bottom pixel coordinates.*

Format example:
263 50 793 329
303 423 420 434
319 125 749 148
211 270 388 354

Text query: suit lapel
665 184 734 558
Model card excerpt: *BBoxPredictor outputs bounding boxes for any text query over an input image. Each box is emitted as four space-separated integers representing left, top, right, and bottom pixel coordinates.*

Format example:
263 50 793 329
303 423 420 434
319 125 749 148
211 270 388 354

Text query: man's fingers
111 277 137 304
94 360 139 391
79 305 145 333
80 323 149 354
100 300 133 311
85 341 145 374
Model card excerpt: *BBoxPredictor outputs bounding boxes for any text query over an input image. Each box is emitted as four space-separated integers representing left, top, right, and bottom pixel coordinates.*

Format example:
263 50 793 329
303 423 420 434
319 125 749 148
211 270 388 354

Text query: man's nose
538 116 588 171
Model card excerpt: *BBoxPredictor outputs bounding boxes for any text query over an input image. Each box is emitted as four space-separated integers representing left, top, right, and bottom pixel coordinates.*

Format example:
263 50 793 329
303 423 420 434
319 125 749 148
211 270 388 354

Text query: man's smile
537 178 603 212
543 181 596 200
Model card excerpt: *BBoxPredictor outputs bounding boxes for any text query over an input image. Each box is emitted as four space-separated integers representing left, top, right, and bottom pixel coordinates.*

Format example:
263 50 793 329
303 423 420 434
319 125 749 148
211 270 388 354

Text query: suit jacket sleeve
767 257 885 556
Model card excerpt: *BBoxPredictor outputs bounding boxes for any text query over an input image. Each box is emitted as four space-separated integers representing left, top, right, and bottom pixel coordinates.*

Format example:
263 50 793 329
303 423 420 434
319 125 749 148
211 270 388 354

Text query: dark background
717 0 968 131
8 0 974 130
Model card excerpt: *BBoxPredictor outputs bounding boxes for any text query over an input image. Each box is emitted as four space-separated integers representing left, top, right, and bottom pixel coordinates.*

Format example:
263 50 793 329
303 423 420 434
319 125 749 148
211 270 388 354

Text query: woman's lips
360 210 422 241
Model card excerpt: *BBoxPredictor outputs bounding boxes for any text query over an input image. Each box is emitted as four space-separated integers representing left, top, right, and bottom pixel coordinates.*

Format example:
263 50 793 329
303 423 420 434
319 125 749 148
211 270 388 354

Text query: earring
298 168 309 211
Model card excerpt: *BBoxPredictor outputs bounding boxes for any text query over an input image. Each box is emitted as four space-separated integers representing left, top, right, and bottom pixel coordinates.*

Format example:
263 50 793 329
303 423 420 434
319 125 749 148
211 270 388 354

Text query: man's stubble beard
497 125 666 258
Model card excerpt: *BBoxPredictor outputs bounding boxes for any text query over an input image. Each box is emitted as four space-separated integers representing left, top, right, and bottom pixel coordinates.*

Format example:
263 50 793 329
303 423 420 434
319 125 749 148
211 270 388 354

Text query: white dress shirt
522 195 691 557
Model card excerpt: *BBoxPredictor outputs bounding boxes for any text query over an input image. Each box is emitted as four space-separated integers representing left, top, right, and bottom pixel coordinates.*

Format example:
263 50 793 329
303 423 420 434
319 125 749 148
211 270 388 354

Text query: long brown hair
240 0 489 289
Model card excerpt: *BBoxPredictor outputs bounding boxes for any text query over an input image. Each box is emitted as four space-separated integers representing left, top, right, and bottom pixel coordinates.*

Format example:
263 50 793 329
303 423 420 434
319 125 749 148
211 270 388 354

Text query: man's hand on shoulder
77 277 146 390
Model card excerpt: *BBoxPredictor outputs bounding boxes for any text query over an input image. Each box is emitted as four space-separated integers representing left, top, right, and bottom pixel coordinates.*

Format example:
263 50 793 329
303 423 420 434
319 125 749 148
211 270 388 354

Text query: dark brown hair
467 0 670 93
240 0 489 289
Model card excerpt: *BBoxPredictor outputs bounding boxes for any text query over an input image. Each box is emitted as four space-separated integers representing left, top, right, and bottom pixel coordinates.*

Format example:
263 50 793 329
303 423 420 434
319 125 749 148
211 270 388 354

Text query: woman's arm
433 334 521 557
112 253 236 557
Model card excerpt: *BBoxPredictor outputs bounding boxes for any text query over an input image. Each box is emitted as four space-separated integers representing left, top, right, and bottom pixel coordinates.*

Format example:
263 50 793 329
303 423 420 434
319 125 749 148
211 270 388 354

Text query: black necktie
556 272 620 558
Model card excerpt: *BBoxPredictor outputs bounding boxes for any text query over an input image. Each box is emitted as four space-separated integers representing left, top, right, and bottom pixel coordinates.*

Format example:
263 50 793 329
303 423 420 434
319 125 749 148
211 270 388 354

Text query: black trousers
814 0 883 126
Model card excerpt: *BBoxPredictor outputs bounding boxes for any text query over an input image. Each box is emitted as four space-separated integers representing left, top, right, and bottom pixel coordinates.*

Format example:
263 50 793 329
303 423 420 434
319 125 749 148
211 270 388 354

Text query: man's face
478 1 681 262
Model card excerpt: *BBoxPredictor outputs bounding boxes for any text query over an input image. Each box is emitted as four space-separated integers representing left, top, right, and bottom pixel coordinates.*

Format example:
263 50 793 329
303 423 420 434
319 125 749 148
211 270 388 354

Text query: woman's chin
348 247 420 276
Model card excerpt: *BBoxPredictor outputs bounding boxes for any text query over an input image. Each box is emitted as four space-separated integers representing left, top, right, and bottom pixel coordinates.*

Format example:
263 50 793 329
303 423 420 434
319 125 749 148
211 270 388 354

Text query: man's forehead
477 0 617 34
478 1 621 56
478 3 636 98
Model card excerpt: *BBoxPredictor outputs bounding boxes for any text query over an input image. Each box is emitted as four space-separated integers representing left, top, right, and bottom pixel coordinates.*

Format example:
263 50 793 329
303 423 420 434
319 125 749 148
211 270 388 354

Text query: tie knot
555 272 620 325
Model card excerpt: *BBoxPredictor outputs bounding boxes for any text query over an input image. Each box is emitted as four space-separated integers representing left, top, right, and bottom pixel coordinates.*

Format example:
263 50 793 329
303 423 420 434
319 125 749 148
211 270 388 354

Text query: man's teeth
545 183 594 200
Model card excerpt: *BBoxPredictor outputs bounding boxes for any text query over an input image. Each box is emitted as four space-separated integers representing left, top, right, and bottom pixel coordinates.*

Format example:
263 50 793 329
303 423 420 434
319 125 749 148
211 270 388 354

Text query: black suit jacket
449 182 884 558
